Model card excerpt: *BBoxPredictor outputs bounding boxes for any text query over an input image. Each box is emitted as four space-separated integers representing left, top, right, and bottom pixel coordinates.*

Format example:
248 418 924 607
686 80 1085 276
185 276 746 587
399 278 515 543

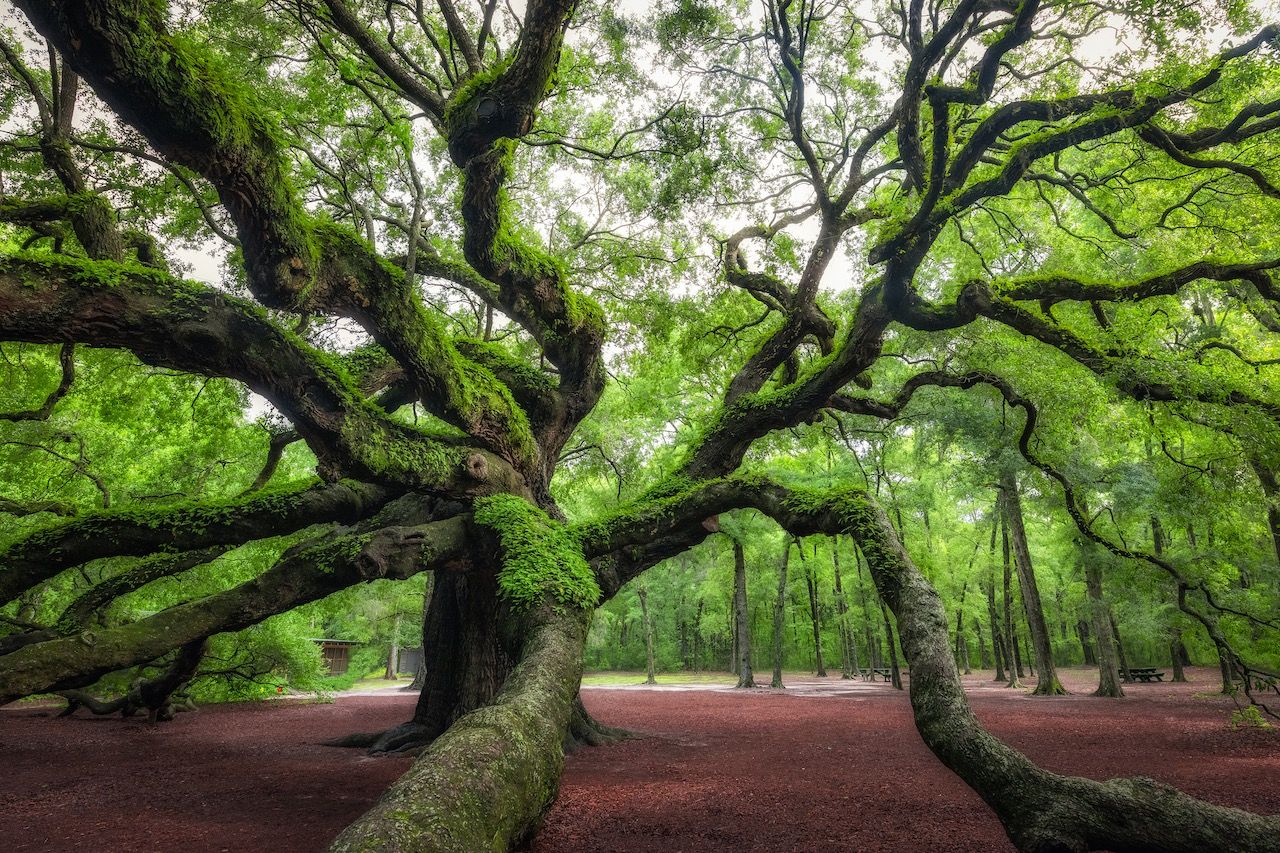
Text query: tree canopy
2 0 1280 849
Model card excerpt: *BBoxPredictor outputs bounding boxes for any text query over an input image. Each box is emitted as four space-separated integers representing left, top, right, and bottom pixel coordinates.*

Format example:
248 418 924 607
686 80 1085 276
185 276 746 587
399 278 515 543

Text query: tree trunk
1077 619 1097 666
832 537 858 678
771 538 790 688
1083 546 1124 698
385 608 402 681
801 544 827 677
1001 515 1024 687
732 540 754 688
1170 633 1187 683
955 581 972 675
882 602 903 690
986 573 1006 682
403 576 432 691
692 599 703 671
1000 472 1066 695
638 586 656 685
332 570 515 754
1110 610 1133 684
1249 458 1280 577
331 603 589 852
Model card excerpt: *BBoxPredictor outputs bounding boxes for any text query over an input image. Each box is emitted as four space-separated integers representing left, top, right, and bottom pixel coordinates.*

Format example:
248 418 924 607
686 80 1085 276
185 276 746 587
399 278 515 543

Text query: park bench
1126 667 1165 683
858 667 893 682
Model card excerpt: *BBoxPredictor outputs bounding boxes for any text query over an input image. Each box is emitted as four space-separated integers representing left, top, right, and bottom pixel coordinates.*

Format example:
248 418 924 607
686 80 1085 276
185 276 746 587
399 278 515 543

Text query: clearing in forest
2 668 1275 852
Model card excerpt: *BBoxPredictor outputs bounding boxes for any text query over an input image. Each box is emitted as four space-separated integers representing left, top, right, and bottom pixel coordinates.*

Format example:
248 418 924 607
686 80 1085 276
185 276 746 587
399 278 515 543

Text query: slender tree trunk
692 598 703 671
832 538 859 678
385 607 402 680
955 581 972 675
801 543 827 677
1001 515 1024 687
1110 611 1133 684
882 602 903 690
771 538 790 688
1000 471 1066 695
1083 546 1124 698
638 586 656 685
1214 638 1236 694
983 532 1003 676
732 540 754 688
1170 633 1187 682
855 544 878 673
1077 619 1097 666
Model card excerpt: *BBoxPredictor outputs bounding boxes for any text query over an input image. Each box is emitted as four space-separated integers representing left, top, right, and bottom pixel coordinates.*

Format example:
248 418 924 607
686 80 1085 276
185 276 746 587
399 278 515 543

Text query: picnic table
1126 667 1165 683
858 667 893 682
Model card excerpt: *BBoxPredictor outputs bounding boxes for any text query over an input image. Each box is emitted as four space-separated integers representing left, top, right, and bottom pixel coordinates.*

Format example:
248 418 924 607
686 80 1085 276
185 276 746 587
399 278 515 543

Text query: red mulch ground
2 668 1277 852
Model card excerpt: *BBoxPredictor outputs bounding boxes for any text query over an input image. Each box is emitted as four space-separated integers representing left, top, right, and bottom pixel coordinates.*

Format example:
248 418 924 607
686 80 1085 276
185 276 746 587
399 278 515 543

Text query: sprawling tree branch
0 516 470 705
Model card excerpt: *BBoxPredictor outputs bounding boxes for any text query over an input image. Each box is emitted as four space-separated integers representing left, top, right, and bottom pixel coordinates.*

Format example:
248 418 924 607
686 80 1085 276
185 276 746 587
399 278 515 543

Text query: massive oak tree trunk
334 569 515 754
330 603 589 852
999 472 1066 695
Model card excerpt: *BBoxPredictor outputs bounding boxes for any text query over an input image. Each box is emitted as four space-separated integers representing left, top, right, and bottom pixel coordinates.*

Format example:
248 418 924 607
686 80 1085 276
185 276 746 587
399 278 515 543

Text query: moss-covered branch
0 254 524 493
766 485 1280 852
0 479 393 607
442 0 608 472
0 517 470 705
19 2 541 471
17 0 315 307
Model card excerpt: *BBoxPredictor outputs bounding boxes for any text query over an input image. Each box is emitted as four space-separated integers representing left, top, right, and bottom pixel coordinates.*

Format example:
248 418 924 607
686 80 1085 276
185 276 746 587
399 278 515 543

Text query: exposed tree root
322 721 437 756
565 693 634 751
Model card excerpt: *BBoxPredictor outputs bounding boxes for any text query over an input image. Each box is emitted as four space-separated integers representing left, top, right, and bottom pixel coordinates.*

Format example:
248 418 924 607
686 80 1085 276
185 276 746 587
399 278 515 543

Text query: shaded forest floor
1 667 1276 852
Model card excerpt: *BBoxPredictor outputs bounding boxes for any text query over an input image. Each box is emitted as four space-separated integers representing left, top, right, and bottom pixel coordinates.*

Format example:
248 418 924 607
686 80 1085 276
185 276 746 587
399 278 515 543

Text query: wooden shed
312 639 360 675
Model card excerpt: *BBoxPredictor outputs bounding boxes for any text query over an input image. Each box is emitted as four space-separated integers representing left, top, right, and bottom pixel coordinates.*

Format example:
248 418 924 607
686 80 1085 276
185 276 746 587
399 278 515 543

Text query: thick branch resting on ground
329 602 588 852
610 477 1280 852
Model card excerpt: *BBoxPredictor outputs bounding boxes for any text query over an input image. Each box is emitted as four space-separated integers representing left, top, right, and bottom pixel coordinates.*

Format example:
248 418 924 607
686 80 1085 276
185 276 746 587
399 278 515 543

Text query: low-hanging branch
0 479 397 608
0 515 471 705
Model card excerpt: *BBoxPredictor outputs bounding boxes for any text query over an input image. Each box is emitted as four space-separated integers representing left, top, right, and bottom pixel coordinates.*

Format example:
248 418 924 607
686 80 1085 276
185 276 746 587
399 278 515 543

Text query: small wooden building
312 639 360 675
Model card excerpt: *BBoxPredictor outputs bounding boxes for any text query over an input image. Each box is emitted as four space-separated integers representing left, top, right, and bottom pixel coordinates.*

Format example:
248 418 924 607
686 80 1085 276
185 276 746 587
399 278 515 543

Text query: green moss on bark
474 494 599 611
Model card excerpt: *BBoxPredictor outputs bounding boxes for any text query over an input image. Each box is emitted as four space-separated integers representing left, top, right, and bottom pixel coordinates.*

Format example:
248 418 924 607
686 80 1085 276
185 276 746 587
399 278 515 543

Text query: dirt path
1 668 1276 852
